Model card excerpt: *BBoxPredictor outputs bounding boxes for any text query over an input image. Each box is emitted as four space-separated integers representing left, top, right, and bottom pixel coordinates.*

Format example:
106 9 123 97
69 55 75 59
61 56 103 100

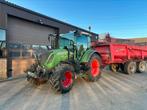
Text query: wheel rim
139 63 145 71
91 58 100 77
129 64 135 73
62 71 73 88
111 64 118 72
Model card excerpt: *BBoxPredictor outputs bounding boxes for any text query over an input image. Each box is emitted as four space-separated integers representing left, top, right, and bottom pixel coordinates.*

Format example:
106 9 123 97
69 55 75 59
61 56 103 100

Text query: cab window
0 29 6 41
59 38 72 49
76 35 91 57
76 35 90 50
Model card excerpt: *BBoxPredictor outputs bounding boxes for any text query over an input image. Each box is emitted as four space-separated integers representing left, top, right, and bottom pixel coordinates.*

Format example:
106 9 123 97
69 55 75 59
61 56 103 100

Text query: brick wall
12 58 35 78
0 58 7 79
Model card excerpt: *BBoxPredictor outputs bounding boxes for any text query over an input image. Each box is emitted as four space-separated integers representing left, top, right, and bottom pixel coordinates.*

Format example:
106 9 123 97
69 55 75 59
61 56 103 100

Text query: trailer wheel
137 61 146 73
110 64 119 72
87 54 101 82
49 64 75 94
124 61 137 75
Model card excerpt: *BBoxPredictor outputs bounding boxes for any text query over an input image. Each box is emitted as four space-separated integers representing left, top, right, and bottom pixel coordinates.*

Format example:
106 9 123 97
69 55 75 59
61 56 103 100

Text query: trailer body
94 43 147 66
92 36 147 67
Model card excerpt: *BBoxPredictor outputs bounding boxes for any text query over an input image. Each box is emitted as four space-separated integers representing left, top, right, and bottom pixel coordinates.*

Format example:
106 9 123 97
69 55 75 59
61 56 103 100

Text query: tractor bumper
26 71 48 85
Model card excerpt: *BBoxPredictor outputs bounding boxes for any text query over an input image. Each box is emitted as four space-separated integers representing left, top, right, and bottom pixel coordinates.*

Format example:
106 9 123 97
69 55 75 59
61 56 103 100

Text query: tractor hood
39 49 73 70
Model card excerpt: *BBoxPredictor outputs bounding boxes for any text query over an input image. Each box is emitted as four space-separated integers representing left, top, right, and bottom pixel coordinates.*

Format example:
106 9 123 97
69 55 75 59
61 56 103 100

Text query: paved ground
0 70 147 110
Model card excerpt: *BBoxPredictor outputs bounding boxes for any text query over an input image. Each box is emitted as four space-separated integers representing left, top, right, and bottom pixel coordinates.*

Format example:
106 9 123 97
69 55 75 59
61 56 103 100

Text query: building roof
0 0 98 36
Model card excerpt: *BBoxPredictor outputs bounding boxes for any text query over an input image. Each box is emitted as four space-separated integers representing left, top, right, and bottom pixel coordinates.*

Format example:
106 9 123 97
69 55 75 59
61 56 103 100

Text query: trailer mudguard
80 49 99 63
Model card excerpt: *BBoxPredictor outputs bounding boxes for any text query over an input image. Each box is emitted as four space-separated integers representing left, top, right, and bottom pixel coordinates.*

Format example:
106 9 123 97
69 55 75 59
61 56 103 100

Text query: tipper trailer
91 34 147 74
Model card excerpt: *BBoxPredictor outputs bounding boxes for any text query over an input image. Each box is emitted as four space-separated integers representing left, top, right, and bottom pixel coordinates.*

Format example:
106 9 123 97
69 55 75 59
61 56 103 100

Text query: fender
80 49 101 63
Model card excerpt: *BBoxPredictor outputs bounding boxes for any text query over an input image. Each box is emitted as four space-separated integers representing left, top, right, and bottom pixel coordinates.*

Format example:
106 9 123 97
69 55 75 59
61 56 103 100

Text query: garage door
7 17 57 45
7 17 57 77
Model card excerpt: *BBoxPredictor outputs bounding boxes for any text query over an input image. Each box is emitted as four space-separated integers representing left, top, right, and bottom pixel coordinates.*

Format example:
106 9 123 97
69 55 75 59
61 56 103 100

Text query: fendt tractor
26 31 102 93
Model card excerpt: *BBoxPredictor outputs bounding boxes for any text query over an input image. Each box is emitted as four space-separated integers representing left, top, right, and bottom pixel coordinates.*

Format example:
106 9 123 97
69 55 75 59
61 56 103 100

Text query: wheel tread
49 64 75 94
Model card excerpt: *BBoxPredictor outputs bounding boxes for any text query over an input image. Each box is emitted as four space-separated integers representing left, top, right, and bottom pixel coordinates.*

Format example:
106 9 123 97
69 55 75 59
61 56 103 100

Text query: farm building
0 0 97 79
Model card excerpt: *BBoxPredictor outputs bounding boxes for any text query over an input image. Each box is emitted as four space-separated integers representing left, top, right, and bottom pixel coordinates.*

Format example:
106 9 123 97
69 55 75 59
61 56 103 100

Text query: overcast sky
8 0 147 38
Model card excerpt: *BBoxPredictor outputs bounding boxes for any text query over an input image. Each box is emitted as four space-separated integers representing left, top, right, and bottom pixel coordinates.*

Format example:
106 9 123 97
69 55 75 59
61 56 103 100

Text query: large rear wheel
87 54 101 81
49 64 75 94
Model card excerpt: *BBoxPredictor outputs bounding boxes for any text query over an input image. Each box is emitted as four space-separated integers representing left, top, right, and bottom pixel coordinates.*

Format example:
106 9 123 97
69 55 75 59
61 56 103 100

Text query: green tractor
26 31 101 93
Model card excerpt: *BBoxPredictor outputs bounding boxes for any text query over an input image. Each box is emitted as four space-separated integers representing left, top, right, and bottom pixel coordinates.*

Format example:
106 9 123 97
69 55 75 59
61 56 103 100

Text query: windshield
76 35 90 50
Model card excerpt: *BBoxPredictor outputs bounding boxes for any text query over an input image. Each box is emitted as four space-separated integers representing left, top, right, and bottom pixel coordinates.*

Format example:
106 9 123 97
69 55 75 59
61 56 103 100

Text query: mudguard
80 49 100 63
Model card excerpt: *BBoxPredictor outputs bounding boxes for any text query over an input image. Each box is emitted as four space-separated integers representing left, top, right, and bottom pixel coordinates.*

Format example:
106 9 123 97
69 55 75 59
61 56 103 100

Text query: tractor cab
58 31 91 58
59 31 91 48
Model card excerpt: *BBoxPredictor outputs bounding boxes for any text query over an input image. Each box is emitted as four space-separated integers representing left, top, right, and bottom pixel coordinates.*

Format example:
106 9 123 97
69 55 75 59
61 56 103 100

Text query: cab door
76 35 91 58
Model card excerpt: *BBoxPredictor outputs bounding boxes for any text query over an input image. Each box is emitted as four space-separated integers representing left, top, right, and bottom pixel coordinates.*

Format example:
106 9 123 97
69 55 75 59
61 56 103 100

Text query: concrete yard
0 71 147 110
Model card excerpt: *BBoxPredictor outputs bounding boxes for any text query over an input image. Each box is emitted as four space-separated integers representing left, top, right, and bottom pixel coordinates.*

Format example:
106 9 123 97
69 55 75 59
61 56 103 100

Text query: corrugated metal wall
7 17 57 45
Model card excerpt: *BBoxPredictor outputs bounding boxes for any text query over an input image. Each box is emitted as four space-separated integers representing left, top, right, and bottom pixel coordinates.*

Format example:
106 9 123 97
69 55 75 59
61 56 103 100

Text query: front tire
49 64 75 94
87 54 101 81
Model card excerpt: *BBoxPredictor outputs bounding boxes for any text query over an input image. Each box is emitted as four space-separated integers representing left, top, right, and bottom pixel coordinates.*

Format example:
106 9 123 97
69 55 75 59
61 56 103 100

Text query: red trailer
92 35 147 74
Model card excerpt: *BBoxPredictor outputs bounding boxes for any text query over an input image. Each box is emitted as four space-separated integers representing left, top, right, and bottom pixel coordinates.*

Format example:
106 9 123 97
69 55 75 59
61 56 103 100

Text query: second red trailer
92 35 147 74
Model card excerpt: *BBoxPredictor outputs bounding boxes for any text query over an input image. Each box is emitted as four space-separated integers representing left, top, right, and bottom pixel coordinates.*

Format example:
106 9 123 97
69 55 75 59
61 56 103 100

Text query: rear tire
124 61 137 75
49 64 75 94
137 61 146 73
87 54 101 82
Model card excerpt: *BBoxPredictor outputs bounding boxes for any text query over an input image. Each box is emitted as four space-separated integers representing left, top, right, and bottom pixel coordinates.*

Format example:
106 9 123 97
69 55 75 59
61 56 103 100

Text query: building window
9 43 49 58
0 29 6 41
9 43 31 58
0 29 6 58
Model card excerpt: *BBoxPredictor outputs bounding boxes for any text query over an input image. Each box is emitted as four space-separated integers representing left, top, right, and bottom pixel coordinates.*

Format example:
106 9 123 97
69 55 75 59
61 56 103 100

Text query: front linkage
26 63 49 85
